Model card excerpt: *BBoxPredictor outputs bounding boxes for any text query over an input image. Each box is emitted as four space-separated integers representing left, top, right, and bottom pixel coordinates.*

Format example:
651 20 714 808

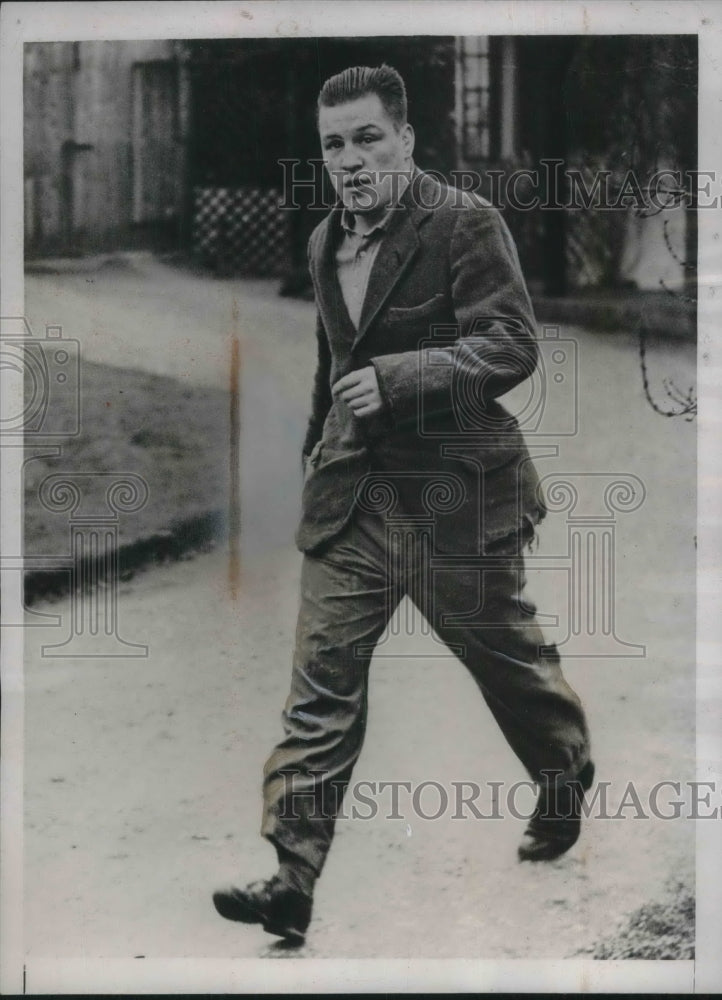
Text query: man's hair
317 64 408 129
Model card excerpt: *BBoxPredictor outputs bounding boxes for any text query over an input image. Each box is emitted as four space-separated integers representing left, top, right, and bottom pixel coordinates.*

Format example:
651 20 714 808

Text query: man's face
318 93 414 216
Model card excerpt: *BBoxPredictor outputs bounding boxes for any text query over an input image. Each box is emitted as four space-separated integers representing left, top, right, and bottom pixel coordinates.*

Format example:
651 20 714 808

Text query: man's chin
342 188 382 213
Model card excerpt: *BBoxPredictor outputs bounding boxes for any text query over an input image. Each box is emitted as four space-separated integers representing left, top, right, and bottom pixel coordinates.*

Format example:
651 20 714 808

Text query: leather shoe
518 760 595 862
212 875 312 944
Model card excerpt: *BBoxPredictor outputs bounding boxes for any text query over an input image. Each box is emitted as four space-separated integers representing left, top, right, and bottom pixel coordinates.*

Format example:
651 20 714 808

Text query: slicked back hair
317 64 408 130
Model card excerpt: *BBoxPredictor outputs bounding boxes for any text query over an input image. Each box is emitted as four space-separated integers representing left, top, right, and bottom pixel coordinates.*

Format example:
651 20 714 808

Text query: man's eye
324 140 342 151
361 135 377 144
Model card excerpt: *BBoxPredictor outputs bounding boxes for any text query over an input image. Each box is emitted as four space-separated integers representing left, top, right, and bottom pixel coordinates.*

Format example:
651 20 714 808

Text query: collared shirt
334 172 411 330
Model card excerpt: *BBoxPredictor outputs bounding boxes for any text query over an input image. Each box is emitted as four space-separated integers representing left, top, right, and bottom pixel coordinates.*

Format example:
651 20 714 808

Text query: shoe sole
212 891 306 944
518 760 596 863
518 834 579 862
263 920 306 945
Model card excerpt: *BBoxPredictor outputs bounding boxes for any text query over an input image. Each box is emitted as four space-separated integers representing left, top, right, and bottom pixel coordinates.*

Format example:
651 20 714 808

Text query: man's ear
402 123 415 159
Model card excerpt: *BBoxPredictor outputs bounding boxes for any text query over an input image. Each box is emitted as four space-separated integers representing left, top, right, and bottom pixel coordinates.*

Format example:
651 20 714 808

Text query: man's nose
339 144 363 171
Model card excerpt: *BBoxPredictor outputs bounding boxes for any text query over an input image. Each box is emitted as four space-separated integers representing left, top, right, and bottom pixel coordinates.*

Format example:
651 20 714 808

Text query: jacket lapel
352 170 437 350
312 170 440 352
352 209 419 349
312 205 358 349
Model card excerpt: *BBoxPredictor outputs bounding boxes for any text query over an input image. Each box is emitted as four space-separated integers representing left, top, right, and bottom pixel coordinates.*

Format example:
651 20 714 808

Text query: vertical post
499 37 517 161
228 311 241 600
539 39 577 297
175 41 194 252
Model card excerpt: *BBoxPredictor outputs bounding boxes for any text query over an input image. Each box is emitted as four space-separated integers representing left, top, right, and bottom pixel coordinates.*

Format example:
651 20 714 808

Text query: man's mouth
344 174 374 189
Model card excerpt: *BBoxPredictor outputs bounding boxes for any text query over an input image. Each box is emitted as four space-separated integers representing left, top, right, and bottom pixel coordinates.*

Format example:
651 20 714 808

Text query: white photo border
1 1 720 993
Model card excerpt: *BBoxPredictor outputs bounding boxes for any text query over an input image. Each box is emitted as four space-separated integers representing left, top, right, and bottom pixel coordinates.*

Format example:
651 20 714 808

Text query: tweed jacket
295 169 546 556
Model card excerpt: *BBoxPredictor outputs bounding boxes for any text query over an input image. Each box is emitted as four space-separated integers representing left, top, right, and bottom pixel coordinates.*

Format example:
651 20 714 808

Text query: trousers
261 507 591 876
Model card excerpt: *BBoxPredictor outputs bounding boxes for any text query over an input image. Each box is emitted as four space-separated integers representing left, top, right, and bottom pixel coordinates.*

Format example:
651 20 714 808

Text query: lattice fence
192 187 290 275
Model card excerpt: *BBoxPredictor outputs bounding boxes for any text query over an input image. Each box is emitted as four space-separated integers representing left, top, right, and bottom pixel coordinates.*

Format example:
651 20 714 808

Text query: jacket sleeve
301 310 333 462
370 203 539 429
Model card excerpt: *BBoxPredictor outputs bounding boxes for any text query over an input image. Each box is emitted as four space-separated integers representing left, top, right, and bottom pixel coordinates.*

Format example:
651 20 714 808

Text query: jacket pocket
385 293 446 322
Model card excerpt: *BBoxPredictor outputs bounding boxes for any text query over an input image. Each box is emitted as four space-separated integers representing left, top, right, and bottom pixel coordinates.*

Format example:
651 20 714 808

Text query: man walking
213 64 593 945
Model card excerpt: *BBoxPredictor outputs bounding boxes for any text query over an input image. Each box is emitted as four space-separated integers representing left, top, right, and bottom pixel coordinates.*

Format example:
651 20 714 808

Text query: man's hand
332 366 384 418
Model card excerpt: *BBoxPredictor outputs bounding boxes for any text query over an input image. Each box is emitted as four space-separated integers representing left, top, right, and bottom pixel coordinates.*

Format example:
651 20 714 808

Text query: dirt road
22 258 696 962
23 540 694 961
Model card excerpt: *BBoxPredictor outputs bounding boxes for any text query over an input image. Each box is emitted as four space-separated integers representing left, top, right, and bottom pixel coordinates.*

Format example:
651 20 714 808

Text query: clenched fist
332 366 384 418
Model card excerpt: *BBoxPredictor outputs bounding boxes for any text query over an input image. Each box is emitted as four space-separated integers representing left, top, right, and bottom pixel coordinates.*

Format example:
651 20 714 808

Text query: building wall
24 40 186 256
454 35 690 293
